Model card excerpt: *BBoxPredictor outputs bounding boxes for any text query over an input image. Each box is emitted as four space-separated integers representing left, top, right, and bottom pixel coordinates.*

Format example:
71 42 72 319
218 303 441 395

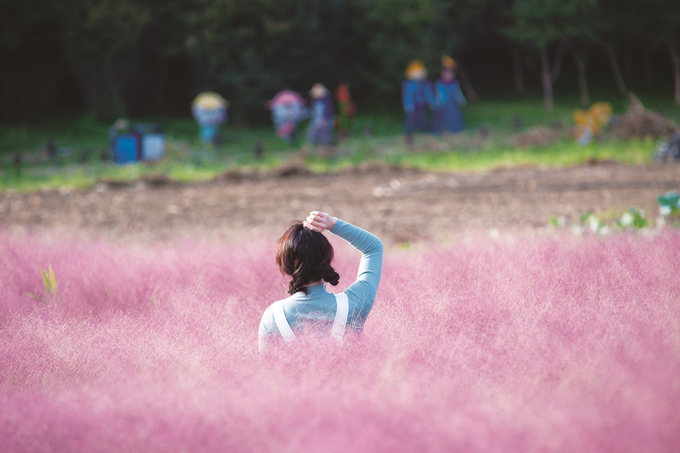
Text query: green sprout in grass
41 265 57 295
549 215 566 228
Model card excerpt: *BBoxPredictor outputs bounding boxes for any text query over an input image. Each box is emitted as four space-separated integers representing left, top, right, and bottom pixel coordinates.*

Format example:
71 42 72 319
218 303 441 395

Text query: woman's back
258 217 383 351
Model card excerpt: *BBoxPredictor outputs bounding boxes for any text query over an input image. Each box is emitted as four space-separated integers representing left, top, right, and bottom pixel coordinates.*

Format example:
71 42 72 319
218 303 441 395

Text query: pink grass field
1 230 679 452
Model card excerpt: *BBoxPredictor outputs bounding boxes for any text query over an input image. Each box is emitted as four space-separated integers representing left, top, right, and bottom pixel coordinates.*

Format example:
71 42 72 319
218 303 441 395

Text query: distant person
258 211 383 352
431 56 466 134
401 60 436 145
335 82 357 139
108 118 129 146
307 84 335 145
191 92 228 145
268 90 309 144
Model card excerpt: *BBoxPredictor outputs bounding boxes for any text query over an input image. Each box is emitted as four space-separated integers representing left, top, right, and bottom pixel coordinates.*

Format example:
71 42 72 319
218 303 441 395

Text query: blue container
141 133 165 161
113 134 140 164
133 123 165 161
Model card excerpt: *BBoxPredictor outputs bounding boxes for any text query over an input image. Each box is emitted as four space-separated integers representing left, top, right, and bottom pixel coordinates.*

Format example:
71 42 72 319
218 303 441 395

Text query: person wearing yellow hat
431 56 466 133
401 60 436 143
191 92 229 145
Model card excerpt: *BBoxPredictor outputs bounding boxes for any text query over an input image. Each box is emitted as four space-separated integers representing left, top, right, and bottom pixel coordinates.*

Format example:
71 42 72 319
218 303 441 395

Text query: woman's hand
303 211 336 233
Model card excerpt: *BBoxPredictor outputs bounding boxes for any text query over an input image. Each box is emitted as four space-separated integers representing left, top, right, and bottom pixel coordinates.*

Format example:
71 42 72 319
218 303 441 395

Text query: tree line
1 0 679 123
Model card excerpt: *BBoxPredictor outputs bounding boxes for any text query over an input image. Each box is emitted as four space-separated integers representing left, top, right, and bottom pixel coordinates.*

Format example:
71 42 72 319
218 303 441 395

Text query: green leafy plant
617 208 648 229
658 190 680 217
549 215 566 228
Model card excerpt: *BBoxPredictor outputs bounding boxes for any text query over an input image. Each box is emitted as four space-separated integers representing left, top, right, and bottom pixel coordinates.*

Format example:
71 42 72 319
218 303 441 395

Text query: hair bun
320 264 340 287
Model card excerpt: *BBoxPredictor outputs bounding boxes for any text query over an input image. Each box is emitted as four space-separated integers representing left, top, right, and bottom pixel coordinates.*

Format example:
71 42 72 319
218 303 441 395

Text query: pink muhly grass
0 230 679 452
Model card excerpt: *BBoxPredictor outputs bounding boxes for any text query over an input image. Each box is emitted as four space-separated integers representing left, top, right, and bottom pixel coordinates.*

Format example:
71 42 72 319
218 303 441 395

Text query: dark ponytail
276 222 340 295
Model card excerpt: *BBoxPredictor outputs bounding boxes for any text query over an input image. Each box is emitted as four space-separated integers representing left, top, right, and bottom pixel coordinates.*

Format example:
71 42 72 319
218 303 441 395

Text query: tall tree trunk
644 44 653 86
603 44 628 96
573 50 590 107
457 64 478 101
157 59 168 114
668 40 680 106
539 48 553 111
624 36 634 78
550 41 567 84
511 45 524 93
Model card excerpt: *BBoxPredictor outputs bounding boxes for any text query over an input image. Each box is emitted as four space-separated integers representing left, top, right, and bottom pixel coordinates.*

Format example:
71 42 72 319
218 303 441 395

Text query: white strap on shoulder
331 292 349 342
273 301 296 343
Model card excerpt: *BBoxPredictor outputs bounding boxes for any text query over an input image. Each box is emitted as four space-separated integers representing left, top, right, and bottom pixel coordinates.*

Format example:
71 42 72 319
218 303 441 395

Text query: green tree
352 0 436 95
593 0 649 98
60 0 150 120
646 0 680 105
125 0 199 116
507 0 574 110
354 0 489 101
188 0 370 121
564 0 600 107
0 0 74 121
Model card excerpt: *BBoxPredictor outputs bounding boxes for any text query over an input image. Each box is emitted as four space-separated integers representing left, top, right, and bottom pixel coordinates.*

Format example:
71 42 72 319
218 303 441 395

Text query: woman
258 211 383 351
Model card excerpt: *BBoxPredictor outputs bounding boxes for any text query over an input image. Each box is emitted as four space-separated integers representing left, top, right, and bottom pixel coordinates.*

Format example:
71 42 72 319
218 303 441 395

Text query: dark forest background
2 0 680 125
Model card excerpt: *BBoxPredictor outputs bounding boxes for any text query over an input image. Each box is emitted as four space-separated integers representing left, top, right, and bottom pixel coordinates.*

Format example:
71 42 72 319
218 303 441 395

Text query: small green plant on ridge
617 208 648 229
658 191 680 217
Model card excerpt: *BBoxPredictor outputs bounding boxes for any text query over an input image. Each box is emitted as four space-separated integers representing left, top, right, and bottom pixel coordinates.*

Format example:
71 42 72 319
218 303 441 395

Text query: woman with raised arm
258 211 383 352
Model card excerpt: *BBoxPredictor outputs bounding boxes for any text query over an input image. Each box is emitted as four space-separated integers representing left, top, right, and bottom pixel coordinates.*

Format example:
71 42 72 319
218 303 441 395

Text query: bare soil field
1 162 678 243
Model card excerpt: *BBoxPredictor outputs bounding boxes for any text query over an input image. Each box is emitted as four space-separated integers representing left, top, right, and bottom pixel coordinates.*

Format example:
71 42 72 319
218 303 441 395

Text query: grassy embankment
1 93 678 192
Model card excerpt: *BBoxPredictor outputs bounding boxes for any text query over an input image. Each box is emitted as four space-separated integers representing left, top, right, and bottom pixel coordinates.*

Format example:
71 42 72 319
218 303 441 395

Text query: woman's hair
276 222 340 295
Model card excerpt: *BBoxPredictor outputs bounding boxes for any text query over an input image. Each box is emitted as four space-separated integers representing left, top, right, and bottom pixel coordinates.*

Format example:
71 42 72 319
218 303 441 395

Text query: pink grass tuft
1 231 679 452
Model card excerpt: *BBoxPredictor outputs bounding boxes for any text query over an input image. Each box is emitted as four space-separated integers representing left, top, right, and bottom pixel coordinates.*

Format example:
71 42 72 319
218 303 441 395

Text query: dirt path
1 162 678 243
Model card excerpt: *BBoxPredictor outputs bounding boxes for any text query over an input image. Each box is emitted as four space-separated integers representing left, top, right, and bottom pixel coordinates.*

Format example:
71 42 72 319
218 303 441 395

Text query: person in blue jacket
258 211 383 352
401 60 436 144
307 84 336 145
431 55 466 134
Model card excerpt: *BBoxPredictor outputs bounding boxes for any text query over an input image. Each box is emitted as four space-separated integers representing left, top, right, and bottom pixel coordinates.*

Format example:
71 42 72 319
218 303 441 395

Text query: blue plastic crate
113 134 140 164
141 133 165 161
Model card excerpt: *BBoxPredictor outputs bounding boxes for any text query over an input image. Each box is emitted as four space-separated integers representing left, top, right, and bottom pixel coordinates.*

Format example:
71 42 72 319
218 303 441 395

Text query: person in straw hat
191 92 229 145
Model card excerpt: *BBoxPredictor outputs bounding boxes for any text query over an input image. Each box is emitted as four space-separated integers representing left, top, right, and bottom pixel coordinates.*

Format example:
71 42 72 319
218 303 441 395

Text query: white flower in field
599 226 611 235
586 215 600 232
620 212 634 227
660 205 671 216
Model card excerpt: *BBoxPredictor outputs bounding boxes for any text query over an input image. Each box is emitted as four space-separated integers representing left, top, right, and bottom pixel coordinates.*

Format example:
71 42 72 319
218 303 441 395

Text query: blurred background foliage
2 0 680 124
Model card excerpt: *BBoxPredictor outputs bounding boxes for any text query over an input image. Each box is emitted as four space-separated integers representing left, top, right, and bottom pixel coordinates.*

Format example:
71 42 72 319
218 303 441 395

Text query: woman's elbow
374 238 384 254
